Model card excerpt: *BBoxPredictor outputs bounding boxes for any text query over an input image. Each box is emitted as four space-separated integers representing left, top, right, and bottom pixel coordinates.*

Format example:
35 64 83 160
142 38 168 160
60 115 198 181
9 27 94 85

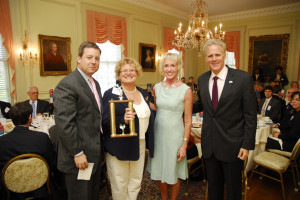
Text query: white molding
121 0 188 19
123 1 300 22
209 2 300 22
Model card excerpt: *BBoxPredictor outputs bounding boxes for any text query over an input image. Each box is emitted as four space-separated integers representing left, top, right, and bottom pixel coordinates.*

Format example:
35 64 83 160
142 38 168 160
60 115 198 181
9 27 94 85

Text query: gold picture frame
248 34 290 81
139 43 156 72
38 34 72 76
109 99 137 138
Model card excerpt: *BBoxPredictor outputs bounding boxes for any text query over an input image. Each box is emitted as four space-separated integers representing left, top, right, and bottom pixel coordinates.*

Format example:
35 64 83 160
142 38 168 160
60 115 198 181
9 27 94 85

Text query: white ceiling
122 0 300 19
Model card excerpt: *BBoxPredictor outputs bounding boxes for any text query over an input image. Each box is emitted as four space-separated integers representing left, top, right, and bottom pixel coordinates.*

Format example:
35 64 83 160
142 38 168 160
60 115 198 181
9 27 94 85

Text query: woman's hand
272 132 281 138
177 145 187 162
124 108 136 124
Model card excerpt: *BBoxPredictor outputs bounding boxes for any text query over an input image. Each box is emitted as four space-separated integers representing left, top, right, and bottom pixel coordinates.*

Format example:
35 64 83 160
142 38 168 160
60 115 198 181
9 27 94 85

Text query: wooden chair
185 155 206 196
250 139 300 200
1 154 51 200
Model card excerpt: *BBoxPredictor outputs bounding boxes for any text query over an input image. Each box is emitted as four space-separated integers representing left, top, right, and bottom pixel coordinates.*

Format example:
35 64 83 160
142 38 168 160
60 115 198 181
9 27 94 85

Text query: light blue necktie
32 101 36 117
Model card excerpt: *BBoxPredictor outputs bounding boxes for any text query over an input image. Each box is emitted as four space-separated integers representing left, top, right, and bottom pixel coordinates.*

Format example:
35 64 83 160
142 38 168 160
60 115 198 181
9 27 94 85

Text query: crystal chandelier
173 0 225 56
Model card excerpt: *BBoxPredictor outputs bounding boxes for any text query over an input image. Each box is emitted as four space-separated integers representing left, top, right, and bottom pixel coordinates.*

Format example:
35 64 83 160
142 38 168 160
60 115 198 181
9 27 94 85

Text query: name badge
267 105 271 111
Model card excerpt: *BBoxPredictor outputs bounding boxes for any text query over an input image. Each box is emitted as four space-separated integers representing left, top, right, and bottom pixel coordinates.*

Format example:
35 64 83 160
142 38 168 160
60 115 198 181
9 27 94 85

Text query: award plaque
108 85 137 138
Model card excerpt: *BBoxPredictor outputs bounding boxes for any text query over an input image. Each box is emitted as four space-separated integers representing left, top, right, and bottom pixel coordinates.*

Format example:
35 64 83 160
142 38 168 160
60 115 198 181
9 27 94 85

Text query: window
0 34 11 102
225 51 236 69
93 41 122 95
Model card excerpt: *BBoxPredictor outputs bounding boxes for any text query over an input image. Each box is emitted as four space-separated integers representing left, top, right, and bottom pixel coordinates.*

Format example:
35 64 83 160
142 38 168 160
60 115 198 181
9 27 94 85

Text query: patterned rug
99 171 206 200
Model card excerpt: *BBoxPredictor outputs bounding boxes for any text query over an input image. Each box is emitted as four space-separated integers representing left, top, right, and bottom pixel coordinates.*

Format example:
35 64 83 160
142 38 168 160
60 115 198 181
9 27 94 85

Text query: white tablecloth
191 125 272 172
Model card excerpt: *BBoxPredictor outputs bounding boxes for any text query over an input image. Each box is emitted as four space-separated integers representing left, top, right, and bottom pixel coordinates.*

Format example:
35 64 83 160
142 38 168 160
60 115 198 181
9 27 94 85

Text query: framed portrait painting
38 34 72 76
139 43 156 72
248 34 290 81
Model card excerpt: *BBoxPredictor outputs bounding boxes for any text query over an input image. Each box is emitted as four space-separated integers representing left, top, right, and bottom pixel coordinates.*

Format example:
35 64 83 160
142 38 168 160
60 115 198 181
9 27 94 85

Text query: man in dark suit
259 86 282 123
25 86 50 117
0 100 11 118
271 66 289 88
53 41 103 200
252 68 265 83
0 102 54 199
189 76 198 91
194 39 257 200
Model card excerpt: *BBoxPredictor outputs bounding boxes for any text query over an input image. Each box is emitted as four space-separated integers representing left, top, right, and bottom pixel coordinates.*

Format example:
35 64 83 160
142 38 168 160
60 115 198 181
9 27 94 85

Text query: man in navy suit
194 39 257 200
0 101 11 118
25 86 50 117
0 102 54 199
259 86 282 123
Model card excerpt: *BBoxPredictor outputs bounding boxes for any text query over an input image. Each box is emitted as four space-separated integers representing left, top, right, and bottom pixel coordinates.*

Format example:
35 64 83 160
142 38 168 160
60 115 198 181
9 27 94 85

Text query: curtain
225 31 240 69
163 27 185 69
86 10 127 57
0 0 16 101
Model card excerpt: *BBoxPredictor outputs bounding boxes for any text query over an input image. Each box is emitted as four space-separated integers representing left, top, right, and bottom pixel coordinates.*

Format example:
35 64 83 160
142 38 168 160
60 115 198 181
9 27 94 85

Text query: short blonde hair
203 39 226 56
160 53 182 73
115 57 143 80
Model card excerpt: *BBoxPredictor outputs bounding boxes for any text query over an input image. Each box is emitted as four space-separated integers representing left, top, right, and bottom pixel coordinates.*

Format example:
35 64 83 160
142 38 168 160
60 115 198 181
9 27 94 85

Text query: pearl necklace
122 86 136 94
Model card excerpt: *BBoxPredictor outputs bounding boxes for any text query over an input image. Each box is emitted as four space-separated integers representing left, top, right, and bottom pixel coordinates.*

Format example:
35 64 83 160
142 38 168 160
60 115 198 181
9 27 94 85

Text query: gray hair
203 39 226 56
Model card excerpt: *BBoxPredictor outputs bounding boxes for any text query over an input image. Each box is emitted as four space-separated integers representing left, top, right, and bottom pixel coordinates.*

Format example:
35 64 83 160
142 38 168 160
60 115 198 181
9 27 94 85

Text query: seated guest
25 86 50 117
0 100 11 119
187 82 198 103
272 85 286 120
290 81 299 89
252 68 265 83
258 86 281 123
0 102 54 199
271 66 289 88
266 91 300 152
285 87 299 105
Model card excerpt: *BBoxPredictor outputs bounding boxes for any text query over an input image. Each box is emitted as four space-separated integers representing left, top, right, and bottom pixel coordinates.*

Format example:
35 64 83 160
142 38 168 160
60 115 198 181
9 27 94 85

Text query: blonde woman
147 52 193 200
102 58 155 200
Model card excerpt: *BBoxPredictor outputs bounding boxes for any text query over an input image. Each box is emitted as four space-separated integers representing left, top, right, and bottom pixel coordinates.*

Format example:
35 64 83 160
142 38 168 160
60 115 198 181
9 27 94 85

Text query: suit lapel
202 72 213 111
74 69 100 112
216 67 235 111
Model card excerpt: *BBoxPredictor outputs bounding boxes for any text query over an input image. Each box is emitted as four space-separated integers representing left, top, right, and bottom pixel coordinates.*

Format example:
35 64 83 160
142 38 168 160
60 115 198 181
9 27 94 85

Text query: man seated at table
258 86 281 123
0 100 11 119
272 85 286 120
0 101 54 199
25 86 50 117
266 91 300 152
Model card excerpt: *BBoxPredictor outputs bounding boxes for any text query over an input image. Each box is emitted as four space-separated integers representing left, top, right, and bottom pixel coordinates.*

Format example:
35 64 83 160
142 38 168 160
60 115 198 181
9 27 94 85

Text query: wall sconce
16 31 38 61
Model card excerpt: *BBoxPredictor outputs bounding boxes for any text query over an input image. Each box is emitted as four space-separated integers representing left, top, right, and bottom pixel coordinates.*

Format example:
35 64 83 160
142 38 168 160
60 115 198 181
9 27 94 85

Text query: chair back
291 139 300 162
1 154 51 196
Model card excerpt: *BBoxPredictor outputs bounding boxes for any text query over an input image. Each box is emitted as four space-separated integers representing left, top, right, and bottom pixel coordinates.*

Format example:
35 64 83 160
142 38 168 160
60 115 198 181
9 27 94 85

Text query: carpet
99 171 206 199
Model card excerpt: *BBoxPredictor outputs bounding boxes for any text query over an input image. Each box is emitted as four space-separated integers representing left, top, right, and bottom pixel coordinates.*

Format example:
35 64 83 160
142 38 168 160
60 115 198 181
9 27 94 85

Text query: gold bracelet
183 138 189 142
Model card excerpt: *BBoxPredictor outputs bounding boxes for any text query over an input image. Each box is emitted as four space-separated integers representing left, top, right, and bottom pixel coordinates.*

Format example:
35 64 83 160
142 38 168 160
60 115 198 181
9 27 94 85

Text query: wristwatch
183 137 189 142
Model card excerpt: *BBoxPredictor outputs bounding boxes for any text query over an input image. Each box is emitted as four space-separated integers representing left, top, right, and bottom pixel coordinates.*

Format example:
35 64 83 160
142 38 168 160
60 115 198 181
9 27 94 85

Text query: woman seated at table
102 57 155 200
266 91 300 152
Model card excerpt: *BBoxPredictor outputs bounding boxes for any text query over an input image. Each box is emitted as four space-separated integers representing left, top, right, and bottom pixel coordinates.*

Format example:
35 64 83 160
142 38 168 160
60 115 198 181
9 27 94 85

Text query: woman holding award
147 52 193 200
102 57 155 200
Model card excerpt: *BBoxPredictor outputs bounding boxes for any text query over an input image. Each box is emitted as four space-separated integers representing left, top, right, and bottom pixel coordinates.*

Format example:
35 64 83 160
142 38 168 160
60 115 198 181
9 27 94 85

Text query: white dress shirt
209 66 228 101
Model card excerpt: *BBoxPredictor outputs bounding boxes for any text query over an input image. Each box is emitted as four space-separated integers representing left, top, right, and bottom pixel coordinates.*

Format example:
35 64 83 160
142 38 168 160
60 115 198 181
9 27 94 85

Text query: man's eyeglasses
292 98 300 101
30 92 39 94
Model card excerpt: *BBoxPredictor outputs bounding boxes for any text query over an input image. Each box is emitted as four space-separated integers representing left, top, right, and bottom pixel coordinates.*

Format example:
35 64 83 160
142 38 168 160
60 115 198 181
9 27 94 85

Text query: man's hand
74 153 88 170
238 148 249 160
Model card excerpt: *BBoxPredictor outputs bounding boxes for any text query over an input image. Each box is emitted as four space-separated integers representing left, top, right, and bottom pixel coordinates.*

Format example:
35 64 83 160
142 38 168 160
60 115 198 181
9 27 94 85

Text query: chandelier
172 0 225 56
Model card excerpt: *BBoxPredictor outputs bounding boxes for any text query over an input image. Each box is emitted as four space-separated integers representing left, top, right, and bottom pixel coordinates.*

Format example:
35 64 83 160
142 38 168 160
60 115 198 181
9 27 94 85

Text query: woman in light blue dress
147 52 193 200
